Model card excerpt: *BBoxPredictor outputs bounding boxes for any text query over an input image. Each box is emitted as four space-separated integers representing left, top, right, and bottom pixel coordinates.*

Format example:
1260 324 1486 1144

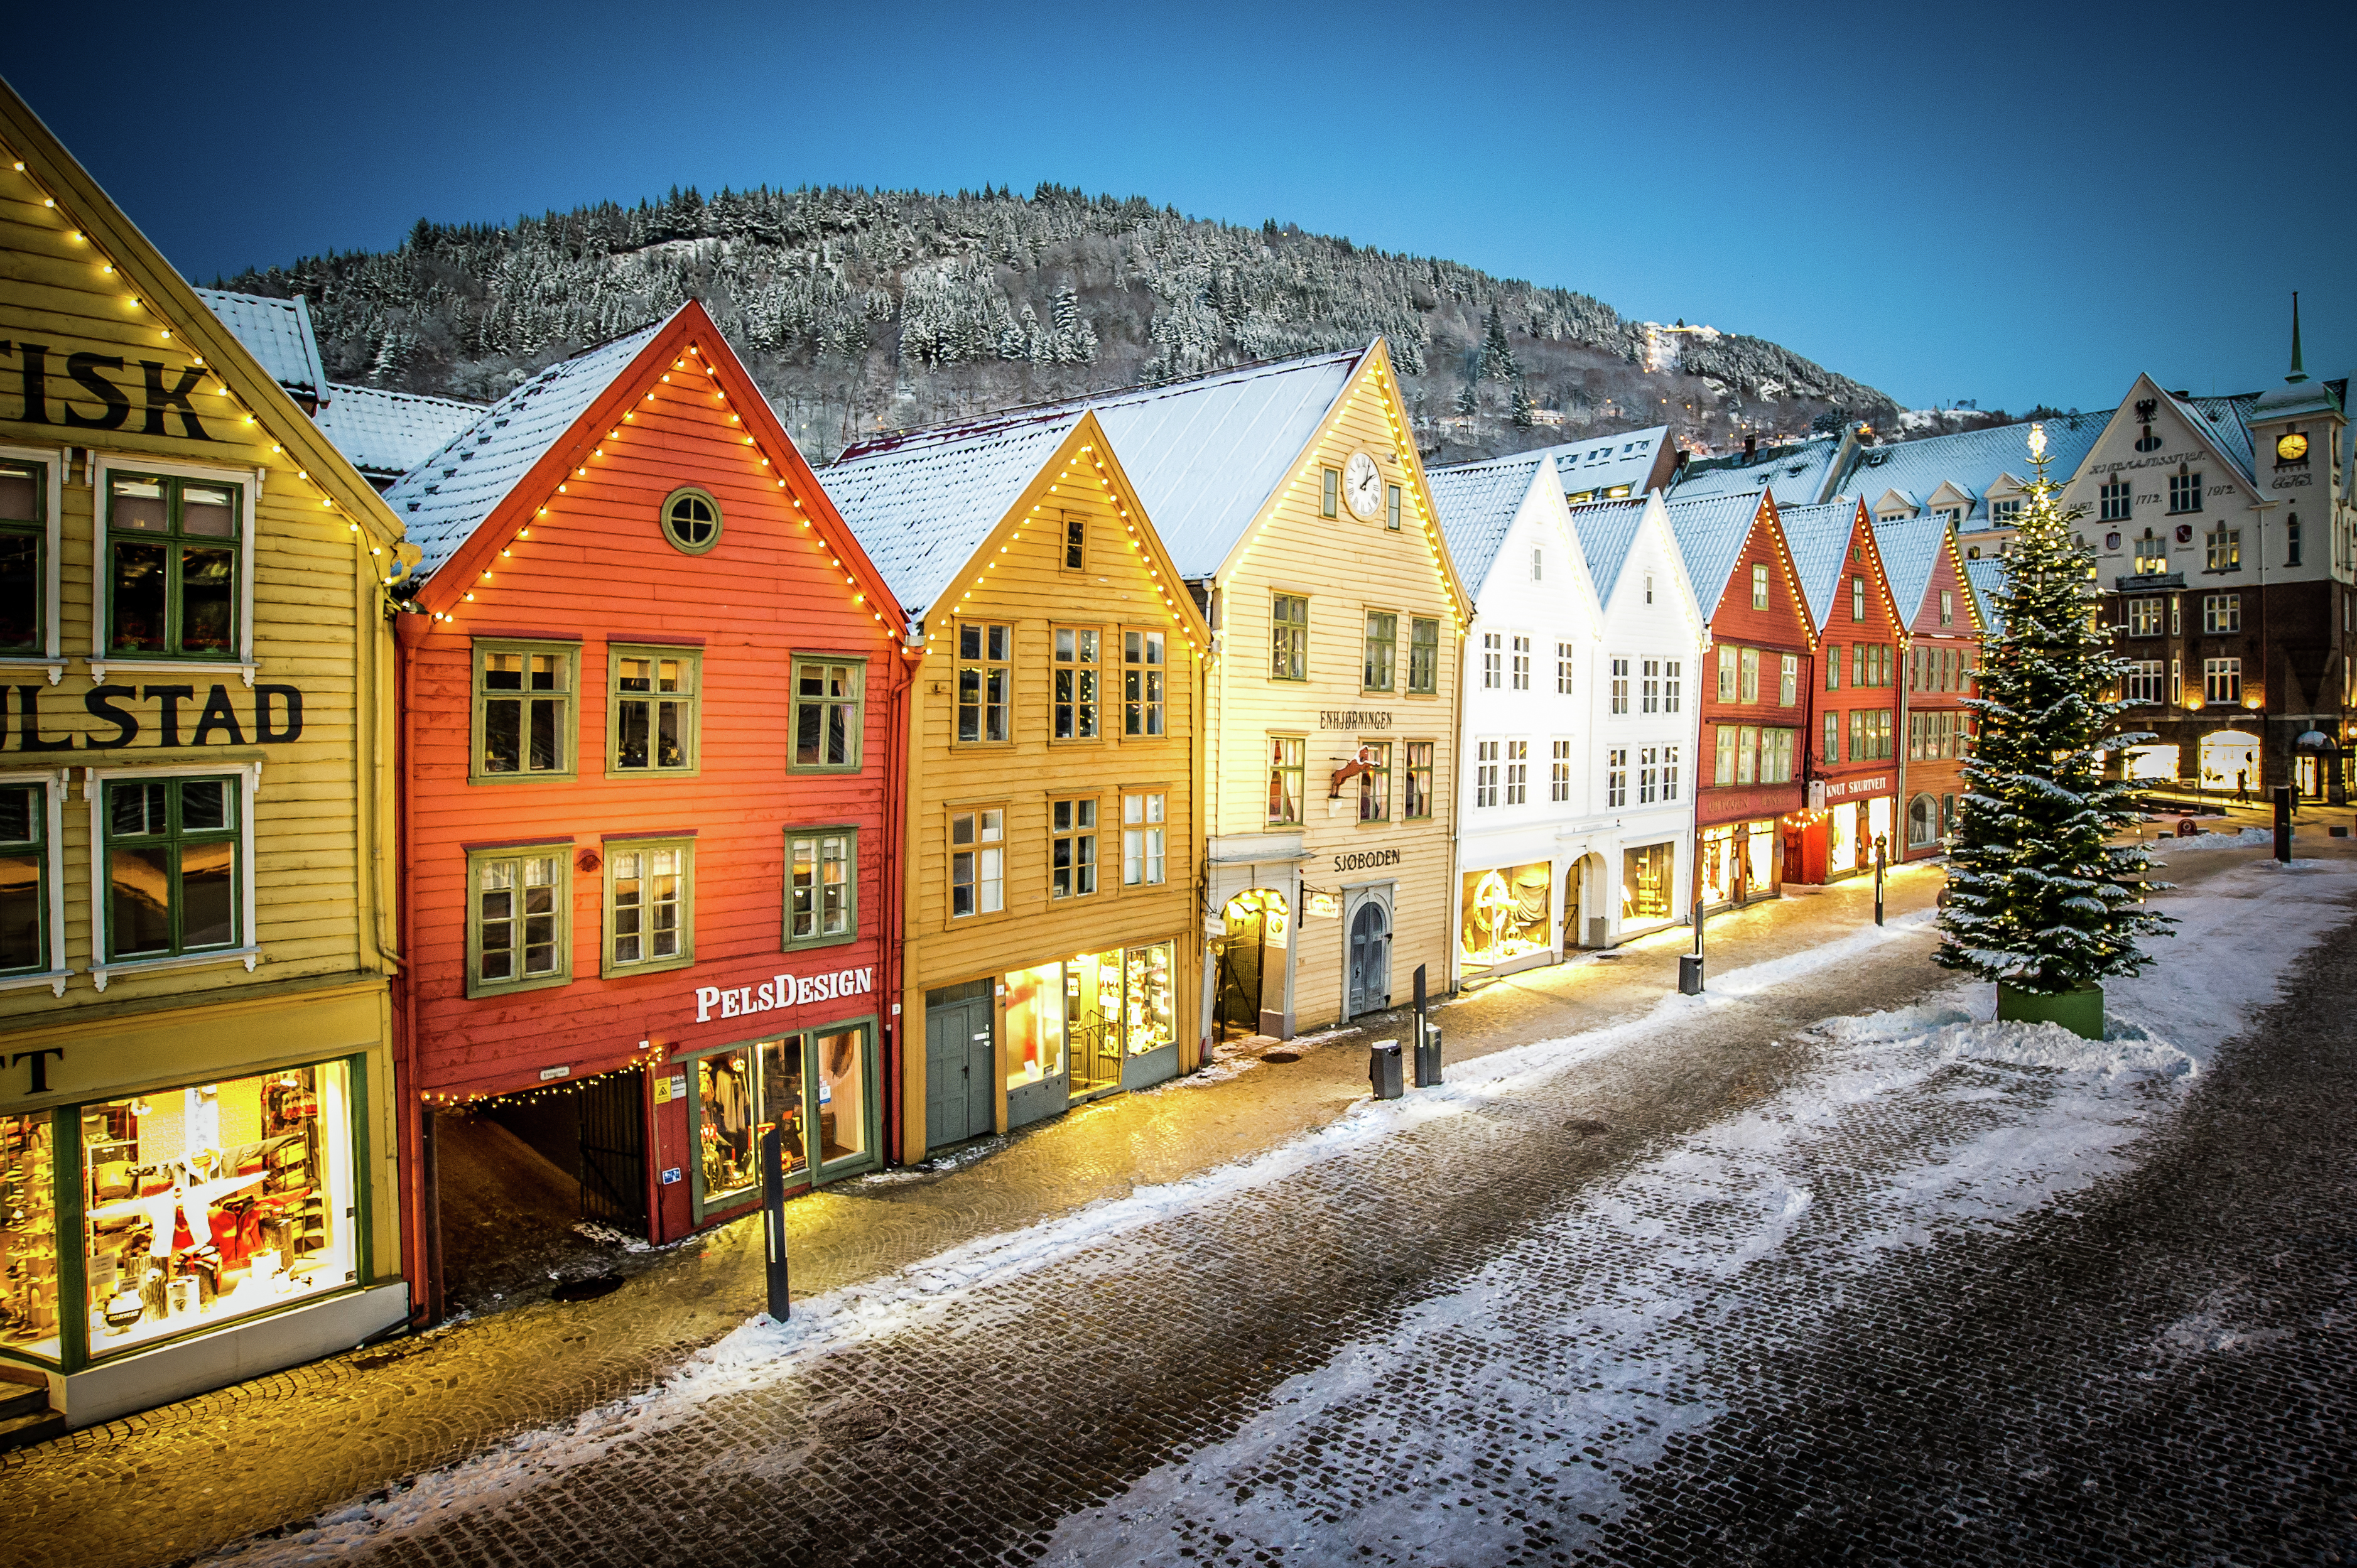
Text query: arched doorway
2199 729 2262 795
1907 792 1940 850
1347 899 1392 1019
1215 889 1287 1042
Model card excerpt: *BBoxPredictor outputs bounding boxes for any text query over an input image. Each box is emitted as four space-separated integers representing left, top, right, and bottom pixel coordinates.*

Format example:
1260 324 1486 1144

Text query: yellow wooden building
1090 343 1466 1037
826 409 1209 1157
0 80 411 1427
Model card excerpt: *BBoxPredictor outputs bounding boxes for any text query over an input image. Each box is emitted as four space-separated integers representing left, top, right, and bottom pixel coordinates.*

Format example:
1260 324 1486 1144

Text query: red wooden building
384 302 908 1311
1664 492 1819 909
1780 498 1907 882
1875 514 1982 861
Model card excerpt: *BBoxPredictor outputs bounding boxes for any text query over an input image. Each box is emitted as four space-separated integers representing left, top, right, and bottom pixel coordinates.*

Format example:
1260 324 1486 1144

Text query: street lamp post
1873 833 1888 926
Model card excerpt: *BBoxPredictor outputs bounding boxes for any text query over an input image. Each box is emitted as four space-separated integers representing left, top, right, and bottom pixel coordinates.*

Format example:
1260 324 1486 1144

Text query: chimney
1673 447 1689 472
1742 433 1757 464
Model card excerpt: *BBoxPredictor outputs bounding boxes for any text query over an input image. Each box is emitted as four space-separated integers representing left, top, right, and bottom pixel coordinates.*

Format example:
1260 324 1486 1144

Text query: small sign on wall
660 1167 682 1186
669 1075 687 1100
653 1076 673 1105
539 1065 571 1082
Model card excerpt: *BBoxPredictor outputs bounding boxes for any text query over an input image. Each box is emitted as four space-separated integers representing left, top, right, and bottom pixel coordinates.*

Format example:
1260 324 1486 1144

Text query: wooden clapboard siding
1698 500 1818 801
894 416 1207 1159
399 305 902 1103
0 99 401 1042
1207 347 1465 1029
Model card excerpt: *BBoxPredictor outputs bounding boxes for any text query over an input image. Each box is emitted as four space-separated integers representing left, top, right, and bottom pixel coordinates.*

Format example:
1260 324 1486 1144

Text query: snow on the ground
2162 825 2272 850
1032 859 2356 1565
208 864 2354 1566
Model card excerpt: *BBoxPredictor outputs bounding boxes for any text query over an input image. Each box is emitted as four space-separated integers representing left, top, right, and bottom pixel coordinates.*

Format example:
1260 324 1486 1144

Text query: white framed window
1050 798 1098 898
1510 635 1531 691
1550 739 1572 803
89 453 261 681
1482 632 1502 689
1610 657 1629 714
1606 747 1627 809
0 444 65 673
0 769 67 995
1555 641 1574 695
1531 548 1543 581
2128 598 2164 637
85 761 261 992
1662 745 1681 801
2203 658 2240 703
1475 740 1498 808
1639 745 1658 804
1505 740 1528 804
1641 659 1661 713
2124 660 2164 704
1662 659 1682 713
950 808 1005 918
2201 593 2240 633
1122 793 1166 886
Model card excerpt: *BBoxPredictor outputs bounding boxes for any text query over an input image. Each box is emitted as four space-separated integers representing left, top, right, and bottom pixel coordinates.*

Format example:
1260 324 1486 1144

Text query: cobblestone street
3 827 2352 1568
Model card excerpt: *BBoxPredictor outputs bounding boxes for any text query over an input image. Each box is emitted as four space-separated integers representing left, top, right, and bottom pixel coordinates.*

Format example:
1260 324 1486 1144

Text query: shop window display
1460 864 1552 968
1622 843 1673 922
1 1113 57 1355
1005 942 1181 1096
1004 963 1066 1091
696 1049 758 1210
1828 804 1858 875
813 1029 867 1164
690 1026 877 1216
80 1064 354 1358
1124 943 1176 1056
1745 820 1777 897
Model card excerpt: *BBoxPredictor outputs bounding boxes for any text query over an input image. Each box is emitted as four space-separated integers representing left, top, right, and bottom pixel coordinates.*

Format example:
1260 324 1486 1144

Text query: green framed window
608 644 700 775
791 657 864 770
1053 627 1101 740
1122 630 1164 736
0 460 45 655
956 622 1011 743
1320 467 1340 519
0 780 49 975
472 639 577 782
105 472 239 659
785 825 857 948
604 838 693 977
661 487 723 554
1271 595 1308 681
1267 737 1304 825
102 776 239 961
1385 484 1402 531
1363 612 1397 692
1407 616 1438 694
466 845 570 997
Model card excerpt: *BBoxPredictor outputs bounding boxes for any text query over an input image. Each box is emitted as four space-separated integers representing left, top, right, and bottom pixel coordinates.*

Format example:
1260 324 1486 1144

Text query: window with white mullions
950 809 1004 917
106 472 240 659
104 776 239 961
1122 794 1166 885
957 622 1012 743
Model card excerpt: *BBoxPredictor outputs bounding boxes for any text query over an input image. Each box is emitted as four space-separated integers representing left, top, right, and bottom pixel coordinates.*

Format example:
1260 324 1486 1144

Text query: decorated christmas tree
1935 424 2171 1035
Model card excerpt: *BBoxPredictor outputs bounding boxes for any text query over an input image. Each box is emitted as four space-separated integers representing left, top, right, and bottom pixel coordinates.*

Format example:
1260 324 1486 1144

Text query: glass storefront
1699 821 1779 907
80 1064 355 1360
688 1023 875 1218
1005 940 1182 1103
1622 842 1674 924
1459 863 1552 970
1828 803 1858 875
1 1113 58 1354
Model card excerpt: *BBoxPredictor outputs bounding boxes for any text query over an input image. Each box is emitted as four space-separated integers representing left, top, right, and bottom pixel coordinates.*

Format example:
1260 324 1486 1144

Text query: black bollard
761 1125 791 1322
2273 786 2294 863
1412 965 1441 1086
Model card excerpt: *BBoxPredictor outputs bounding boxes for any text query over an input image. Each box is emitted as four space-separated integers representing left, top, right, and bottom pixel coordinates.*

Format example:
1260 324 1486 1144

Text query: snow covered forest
219 182 1897 465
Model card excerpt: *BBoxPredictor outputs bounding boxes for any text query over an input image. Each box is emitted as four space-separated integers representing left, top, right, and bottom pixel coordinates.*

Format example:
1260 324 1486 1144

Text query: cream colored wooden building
1092 343 1466 1037
0 82 411 1425
826 409 1208 1159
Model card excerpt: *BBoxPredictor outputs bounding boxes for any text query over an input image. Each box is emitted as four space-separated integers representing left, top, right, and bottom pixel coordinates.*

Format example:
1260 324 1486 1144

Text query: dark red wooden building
1664 492 1818 909
385 302 909 1312
1875 514 1982 861
1780 497 1906 882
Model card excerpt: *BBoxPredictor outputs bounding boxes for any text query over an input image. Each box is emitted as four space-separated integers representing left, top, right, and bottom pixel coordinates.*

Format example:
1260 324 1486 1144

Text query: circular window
660 487 723 555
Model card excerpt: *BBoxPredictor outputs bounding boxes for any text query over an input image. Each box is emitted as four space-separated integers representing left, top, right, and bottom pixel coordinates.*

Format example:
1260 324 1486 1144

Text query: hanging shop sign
694 965 876 1023
0 682 305 750
1304 892 1341 919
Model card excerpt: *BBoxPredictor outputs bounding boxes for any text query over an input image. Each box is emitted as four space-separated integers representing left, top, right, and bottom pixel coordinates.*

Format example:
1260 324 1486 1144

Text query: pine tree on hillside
1479 301 1520 382
1453 381 1481 418
1510 381 1537 428
1934 425 2170 1032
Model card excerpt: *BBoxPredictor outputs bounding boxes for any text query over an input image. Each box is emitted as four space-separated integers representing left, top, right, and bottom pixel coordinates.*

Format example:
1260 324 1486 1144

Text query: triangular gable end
410 301 907 644
1753 494 1824 645
0 82 406 556
1528 457 1607 639
2078 374 2261 504
1936 526 1986 634
1215 338 1471 630
1632 492 1711 651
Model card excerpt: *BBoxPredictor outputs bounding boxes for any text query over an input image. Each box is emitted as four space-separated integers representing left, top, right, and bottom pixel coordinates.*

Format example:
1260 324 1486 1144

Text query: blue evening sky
10 0 2351 415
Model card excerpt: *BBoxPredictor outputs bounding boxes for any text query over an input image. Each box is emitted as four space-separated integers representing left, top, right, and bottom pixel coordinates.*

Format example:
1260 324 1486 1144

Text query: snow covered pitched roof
315 381 485 481
1567 497 1649 602
824 412 1086 616
2166 391 2257 481
1661 492 1767 617
1428 450 1548 594
1965 556 2008 635
1529 424 1670 499
195 287 327 407
1669 434 1842 507
382 322 663 578
1777 499 1866 632
1867 500 1953 627
1841 414 2110 527
837 349 1363 580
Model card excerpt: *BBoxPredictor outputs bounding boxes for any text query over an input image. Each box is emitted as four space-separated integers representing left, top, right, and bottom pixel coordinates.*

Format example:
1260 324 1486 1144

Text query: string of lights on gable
3 146 399 583
421 342 908 647
994 439 1202 661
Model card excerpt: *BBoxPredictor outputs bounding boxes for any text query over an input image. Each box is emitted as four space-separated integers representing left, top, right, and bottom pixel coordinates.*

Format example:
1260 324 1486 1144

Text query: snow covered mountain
217 182 1897 465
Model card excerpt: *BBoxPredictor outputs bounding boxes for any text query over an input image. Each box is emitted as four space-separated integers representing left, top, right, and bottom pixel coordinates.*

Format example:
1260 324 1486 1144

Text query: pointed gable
194 287 328 410
1568 497 1650 603
1780 497 1899 634
1428 449 1550 595
1662 492 1772 618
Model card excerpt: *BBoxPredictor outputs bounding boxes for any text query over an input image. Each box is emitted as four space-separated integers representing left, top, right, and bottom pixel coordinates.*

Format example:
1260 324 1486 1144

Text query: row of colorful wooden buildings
0 82 2005 1429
